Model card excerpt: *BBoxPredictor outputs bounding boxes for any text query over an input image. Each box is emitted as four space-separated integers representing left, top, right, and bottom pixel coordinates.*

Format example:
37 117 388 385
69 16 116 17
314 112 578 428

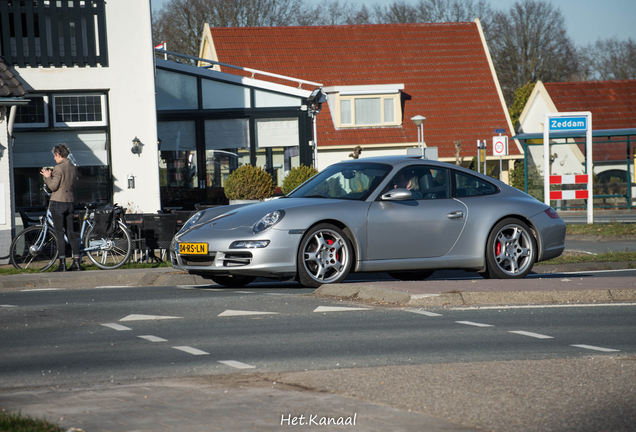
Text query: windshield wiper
303 194 330 199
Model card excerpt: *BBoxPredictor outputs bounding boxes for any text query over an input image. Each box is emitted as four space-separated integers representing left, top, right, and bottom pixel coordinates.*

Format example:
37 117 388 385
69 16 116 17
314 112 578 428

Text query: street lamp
411 115 426 154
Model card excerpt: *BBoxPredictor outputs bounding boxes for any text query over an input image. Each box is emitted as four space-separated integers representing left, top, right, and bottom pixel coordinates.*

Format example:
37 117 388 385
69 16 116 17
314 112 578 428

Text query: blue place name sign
549 116 588 132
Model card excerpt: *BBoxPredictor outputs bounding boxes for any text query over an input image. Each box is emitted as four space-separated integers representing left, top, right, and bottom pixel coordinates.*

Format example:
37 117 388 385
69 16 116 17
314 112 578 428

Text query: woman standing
40 144 82 272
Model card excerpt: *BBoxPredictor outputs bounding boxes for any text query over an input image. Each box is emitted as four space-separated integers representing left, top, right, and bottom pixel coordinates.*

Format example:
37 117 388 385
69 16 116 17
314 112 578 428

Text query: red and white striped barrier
549 175 589 200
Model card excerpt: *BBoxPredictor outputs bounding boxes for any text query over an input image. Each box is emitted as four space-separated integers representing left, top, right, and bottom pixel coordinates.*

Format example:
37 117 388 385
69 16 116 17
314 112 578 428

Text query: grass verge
537 251 636 266
566 223 636 236
0 411 66 432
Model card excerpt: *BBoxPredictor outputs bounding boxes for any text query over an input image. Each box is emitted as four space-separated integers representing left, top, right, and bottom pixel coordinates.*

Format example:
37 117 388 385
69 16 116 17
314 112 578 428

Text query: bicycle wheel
10 226 58 271
84 221 132 269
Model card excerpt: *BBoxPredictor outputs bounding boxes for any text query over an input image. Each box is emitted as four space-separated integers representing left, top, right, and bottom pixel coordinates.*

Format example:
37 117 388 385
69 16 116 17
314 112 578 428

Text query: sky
150 0 636 47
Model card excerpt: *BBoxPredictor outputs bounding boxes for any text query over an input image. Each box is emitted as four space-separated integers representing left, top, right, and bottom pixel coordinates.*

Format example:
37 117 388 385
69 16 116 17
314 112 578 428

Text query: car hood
180 198 355 234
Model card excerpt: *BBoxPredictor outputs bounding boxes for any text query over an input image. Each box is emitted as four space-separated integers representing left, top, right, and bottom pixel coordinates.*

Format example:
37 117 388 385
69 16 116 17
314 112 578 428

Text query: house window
13 96 49 128
53 94 107 127
339 95 399 127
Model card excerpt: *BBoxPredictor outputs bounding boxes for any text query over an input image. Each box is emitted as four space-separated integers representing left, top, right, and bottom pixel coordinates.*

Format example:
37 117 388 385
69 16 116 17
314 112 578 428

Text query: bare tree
578 37 636 81
488 0 578 105
415 0 493 31
375 1 418 23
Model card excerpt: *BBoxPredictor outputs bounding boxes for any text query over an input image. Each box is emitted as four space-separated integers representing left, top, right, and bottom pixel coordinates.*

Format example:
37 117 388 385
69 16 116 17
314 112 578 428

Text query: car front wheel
297 224 352 288
485 218 536 279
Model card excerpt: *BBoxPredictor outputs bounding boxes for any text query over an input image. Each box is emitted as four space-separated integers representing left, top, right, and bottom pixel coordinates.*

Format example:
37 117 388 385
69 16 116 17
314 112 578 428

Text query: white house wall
520 83 586 178
0 107 12 263
11 0 160 213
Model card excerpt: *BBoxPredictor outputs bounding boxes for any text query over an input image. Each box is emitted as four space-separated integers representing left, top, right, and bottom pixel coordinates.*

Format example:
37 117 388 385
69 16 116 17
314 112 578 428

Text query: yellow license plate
179 243 208 255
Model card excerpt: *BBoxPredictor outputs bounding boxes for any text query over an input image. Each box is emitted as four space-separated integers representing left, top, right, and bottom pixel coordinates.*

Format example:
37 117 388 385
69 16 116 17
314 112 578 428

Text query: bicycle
10 189 133 271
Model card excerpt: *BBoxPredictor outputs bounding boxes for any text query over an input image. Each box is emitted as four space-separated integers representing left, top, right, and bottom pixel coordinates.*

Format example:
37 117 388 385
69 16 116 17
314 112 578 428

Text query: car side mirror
381 188 412 201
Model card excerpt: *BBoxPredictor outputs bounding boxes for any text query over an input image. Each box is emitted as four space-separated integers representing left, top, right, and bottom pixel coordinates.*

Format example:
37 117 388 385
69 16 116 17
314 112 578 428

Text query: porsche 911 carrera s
170 156 565 288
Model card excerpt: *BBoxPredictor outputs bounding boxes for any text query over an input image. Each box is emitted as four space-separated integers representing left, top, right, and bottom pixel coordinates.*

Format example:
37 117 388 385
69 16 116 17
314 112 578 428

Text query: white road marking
21 288 62 292
96 286 131 289
314 306 372 312
571 344 619 352
177 286 225 291
406 309 443 317
509 330 554 339
173 346 209 355
233 291 254 294
218 360 255 369
138 335 167 342
120 314 182 321
1 305 18 308
218 310 279 317
456 321 493 327
451 303 636 310
101 323 132 331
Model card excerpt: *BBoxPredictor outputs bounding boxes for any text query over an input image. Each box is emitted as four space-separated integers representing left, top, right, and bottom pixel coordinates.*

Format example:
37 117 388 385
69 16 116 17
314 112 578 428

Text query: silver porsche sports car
170 156 565 288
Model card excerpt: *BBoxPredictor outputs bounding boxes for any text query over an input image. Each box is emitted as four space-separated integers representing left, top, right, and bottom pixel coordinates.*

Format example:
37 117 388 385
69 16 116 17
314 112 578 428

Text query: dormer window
324 84 404 128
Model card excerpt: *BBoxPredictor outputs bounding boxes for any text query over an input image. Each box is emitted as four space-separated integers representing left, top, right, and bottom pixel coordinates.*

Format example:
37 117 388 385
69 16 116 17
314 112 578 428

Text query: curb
314 284 636 307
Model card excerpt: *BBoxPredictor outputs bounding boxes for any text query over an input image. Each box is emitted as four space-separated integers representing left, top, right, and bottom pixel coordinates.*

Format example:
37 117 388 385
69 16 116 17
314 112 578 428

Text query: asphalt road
2 282 635 389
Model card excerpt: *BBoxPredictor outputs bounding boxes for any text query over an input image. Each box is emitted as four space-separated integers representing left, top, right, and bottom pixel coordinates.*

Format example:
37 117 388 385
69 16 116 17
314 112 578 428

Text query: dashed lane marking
173 346 209 355
138 335 168 342
571 344 620 352
406 309 443 317
218 310 279 317
456 321 493 327
314 306 372 312
509 330 554 339
120 314 182 321
21 288 62 292
218 360 255 369
1 305 18 308
101 323 132 331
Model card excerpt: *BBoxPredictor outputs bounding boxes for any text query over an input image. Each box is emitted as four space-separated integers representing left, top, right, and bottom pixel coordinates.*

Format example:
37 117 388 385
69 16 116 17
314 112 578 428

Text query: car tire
484 218 536 279
297 223 353 288
387 271 434 281
207 275 256 288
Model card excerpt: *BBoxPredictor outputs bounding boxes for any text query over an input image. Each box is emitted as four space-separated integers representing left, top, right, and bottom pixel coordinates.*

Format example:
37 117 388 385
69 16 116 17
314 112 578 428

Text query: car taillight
545 208 560 219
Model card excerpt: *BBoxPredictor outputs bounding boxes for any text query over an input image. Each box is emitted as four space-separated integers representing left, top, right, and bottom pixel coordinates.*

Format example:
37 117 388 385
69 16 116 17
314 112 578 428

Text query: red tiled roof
544 80 636 162
0 57 27 98
544 80 636 130
209 23 516 158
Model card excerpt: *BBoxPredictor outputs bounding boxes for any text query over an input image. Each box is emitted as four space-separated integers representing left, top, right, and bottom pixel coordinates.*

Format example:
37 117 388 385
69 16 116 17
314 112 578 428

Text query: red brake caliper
496 242 502 256
326 238 337 263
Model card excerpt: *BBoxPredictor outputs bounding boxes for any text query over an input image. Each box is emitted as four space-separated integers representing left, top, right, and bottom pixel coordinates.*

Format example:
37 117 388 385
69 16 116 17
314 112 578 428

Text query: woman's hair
52 144 70 158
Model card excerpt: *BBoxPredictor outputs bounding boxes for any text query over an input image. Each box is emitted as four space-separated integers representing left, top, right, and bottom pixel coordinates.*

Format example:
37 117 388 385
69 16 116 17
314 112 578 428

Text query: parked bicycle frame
10 188 133 271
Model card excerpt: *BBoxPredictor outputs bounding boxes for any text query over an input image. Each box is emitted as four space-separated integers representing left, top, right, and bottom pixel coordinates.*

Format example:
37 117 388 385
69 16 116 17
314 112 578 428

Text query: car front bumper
170 227 302 279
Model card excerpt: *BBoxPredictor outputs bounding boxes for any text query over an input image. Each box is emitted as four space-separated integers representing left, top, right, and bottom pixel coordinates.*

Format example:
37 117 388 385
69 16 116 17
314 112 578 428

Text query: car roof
336 155 454 169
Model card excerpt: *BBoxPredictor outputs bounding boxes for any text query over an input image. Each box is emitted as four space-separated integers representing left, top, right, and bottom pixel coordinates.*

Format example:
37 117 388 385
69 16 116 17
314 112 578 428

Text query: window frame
12 95 50 129
337 93 401 128
52 93 108 128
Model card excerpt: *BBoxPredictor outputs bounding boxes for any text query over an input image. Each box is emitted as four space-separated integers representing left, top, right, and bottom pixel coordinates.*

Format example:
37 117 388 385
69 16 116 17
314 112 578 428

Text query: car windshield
287 163 391 200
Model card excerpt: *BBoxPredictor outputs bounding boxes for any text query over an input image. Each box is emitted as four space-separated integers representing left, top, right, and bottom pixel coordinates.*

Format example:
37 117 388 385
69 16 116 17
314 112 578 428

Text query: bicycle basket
93 205 116 237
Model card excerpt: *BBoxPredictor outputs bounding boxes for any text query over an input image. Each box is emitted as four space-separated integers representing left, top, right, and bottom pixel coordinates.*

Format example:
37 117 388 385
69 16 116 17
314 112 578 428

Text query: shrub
281 165 319 195
224 165 275 200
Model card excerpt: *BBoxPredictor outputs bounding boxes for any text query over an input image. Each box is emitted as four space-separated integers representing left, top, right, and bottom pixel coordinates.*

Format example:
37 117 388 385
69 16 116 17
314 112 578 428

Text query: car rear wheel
387 271 434 281
207 275 256 288
297 224 352 288
485 218 536 279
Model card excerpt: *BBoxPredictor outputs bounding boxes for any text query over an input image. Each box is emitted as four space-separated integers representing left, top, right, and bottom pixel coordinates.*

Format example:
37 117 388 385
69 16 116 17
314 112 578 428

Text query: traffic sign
548 116 588 132
493 136 508 156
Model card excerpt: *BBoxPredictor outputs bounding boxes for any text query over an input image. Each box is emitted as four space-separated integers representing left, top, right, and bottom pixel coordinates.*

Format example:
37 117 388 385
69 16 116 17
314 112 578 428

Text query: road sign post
543 112 593 223
493 136 508 180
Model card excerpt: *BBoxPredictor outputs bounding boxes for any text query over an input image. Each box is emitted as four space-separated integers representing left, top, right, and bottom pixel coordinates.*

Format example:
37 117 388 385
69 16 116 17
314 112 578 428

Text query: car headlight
230 240 270 249
178 211 203 233
253 210 285 233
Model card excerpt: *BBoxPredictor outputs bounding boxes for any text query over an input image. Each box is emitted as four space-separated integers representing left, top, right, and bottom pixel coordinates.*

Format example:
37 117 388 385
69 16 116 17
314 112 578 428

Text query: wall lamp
131 136 143 155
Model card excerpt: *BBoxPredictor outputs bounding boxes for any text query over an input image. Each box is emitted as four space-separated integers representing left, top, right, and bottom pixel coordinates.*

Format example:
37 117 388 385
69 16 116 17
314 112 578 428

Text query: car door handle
447 211 464 220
